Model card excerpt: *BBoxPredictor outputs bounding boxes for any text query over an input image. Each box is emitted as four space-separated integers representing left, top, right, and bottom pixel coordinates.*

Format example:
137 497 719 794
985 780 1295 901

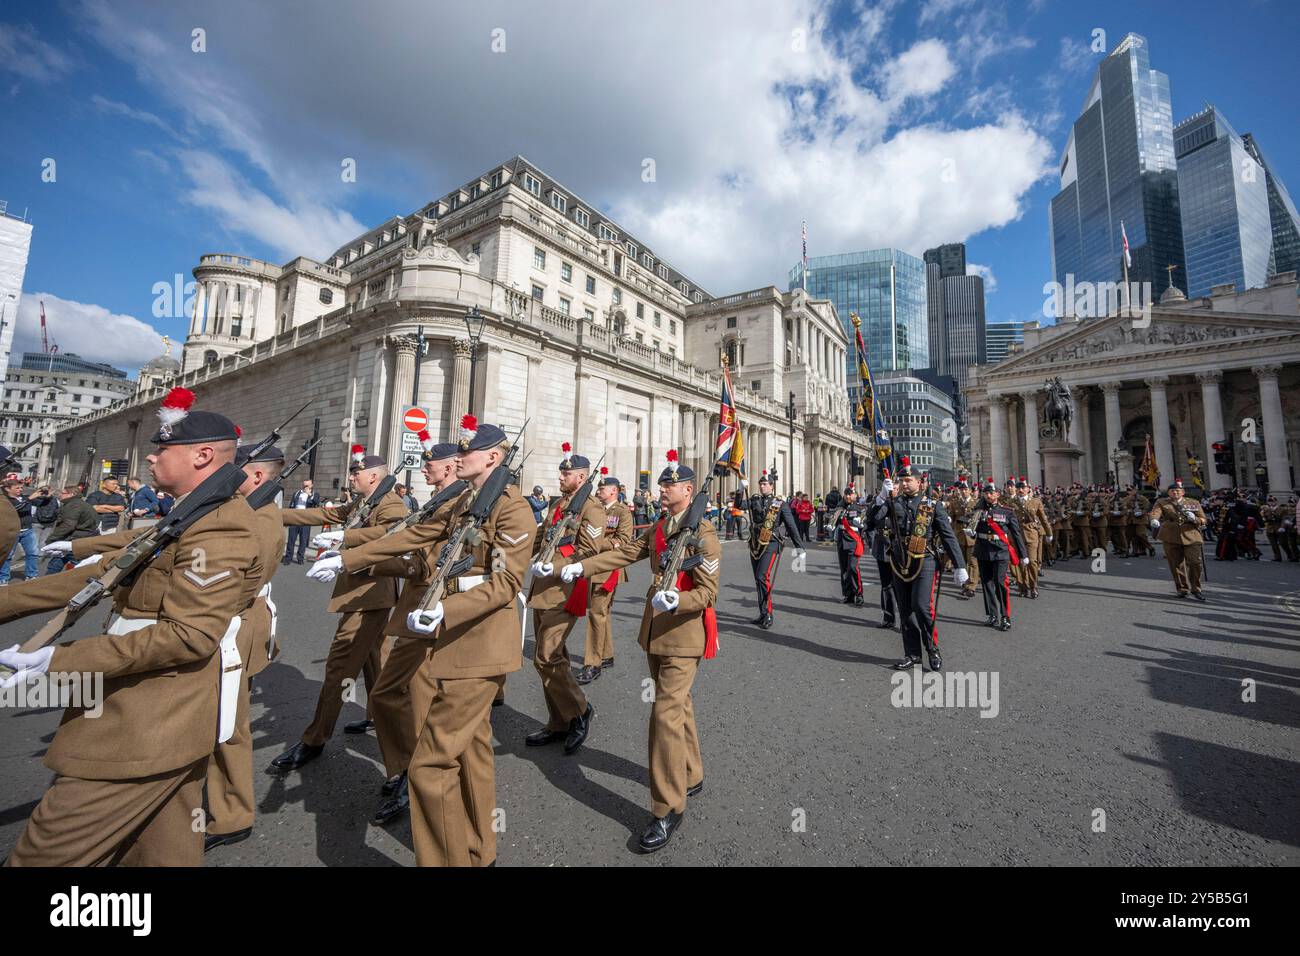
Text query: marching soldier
746 472 806 629
0 390 264 865
1107 486 1130 556
1069 483 1092 558
972 478 1027 631
525 443 604 754
0 445 19 561
401 419 536 866
1087 484 1108 555
268 446 409 772
306 430 471 825
946 477 981 599
559 450 720 853
578 468 635 684
832 487 865 605
1282 496 1300 562
1053 489 1072 561
1148 480 1208 601
1012 478 1052 598
1125 485 1154 556
1262 496 1298 561
870 457 965 672
865 473 899 630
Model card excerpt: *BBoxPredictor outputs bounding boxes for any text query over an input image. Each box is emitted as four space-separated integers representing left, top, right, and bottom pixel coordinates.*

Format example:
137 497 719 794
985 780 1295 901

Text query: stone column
1020 391 1039 485
1146 376 1176 485
989 396 1009 482
1254 364 1291 493
1073 386 1091 482
1197 371 1229 491
386 334 420 465
1100 381 1123 477
449 339 473 423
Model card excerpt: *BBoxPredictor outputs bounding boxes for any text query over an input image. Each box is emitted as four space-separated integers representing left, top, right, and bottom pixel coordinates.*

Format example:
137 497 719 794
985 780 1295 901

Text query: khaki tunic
282 491 409 611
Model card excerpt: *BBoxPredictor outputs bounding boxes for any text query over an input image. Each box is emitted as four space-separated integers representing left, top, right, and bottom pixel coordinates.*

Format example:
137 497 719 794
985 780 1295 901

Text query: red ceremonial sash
653 519 718 659
554 503 589 616
987 515 1020 567
840 517 864 557
600 569 620 594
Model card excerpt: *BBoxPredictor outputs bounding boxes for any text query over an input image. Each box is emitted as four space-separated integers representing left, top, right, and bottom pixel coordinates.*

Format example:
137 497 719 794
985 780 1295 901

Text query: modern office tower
874 368 958 481
941 273 987 387
1049 33 1186 295
1241 132 1300 278
0 201 34 387
1174 106 1273 298
789 247 928 405
985 320 1024 367
924 243 967 279
926 262 946 374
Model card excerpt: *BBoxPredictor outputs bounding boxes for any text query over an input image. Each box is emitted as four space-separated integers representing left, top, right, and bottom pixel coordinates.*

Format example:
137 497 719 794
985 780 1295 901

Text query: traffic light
1212 437 1235 475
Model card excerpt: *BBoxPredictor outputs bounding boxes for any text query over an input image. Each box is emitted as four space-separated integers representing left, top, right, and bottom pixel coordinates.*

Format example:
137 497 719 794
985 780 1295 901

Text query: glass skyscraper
1174 106 1272 298
1050 34 1186 297
985 321 1024 367
788 249 928 397
1242 132 1300 278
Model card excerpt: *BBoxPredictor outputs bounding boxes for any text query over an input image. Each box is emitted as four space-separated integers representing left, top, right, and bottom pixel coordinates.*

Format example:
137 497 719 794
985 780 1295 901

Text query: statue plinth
1040 438 1084 488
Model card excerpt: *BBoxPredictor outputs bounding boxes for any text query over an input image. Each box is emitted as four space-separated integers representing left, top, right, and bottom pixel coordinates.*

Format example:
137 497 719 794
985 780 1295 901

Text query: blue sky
0 0 1295 373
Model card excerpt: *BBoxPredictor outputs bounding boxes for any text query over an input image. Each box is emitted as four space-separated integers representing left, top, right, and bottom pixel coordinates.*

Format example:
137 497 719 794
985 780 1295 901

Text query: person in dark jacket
41 486 103 573
85 476 127 533
126 476 161 524
0 478 39 583
526 485 548 524
283 478 322 564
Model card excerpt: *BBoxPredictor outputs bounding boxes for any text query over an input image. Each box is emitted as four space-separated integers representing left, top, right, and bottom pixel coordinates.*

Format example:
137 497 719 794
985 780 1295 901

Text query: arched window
203 350 218 366
612 309 627 336
319 288 334 305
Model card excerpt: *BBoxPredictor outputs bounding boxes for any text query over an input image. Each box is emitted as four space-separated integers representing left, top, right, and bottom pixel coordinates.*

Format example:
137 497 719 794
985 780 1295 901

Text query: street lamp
974 452 983 481
464 306 488 416
1109 445 1126 487
786 390 797 495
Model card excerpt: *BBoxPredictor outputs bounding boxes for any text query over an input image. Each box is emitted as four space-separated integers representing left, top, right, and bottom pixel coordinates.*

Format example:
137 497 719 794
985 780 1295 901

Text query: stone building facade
964 275 1300 493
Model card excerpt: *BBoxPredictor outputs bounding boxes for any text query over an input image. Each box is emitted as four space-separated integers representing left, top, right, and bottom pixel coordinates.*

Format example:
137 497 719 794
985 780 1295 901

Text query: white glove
560 563 584 584
953 568 969 587
407 602 444 634
0 644 55 689
530 561 554 578
312 531 344 549
307 554 343 583
74 553 102 569
1150 519 1160 531
41 541 72 556
965 529 976 540
881 479 894 495
651 590 679 613
1046 535 1053 543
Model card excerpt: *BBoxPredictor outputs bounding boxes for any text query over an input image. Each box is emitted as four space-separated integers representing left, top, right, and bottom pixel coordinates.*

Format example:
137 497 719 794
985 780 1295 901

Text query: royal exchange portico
965 276 1300 493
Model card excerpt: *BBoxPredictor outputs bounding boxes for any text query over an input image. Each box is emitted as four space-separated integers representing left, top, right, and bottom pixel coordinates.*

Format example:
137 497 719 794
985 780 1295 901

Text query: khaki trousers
1109 524 1129 554
302 608 390 746
958 533 979 591
8 759 207 867
1074 525 1093 556
583 584 616 666
1163 540 1204 594
408 674 504 867
371 636 435 778
206 665 254 835
532 607 588 731
1017 534 1042 590
647 654 704 818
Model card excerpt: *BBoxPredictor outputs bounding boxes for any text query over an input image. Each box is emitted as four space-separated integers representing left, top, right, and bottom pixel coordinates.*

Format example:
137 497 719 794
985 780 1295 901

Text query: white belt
259 582 279 660
217 617 243 745
457 574 486 591
106 615 157 635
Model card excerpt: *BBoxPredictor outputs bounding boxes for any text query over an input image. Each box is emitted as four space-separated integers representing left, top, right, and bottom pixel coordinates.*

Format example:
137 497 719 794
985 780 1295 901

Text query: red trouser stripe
928 569 940 648
853 560 861 591
1003 573 1010 618
764 553 779 612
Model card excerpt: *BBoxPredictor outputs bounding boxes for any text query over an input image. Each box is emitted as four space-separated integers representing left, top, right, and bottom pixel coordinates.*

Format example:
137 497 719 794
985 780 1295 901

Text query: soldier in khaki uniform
1087 486 1108 554
1012 478 1052 598
1282 496 1299 562
945 478 980 599
1261 496 1298 561
560 450 720 853
401 419 536 867
524 445 605 753
1051 489 1071 560
1106 487 1130 556
308 433 471 825
577 468 635 684
269 448 409 772
1069 485 1092 557
1148 480 1208 601
0 398 264 866
0 445 19 561
1125 487 1154 556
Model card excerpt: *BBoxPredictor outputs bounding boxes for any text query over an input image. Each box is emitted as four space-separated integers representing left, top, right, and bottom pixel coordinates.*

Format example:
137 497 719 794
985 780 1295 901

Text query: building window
574 208 590 228
524 172 541 196
533 247 546 269
751 380 761 391
550 192 567 213
531 284 544 300
231 317 242 337
470 183 482 200
626 241 638 259
657 264 668 279
636 303 645 319
726 316 737 329
585 276 596 295
584 308 595 322
669 319 677 334
204 350 218 366
635 332 643 343
598 223 618 242
560 262 572 282
282 286 290 301
558 298 571 315
319 288 333 305
653 339 661 350
279 313 288 334
612 288 622 305
668 346 676 357
641 253 653 269
490 171 503 189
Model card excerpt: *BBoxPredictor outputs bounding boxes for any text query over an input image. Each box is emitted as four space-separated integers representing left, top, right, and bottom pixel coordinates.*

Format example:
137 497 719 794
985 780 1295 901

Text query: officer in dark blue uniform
746 472 805 629
972 478 1028 631
869 457 965 672
832 487 866 605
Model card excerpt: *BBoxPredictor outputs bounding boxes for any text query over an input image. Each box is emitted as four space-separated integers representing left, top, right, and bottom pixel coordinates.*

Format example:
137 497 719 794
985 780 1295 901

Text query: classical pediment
983 309 1300 381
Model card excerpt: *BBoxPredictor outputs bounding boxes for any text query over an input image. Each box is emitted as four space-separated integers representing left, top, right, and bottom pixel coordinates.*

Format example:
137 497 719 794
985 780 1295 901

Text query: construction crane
40 300 58 354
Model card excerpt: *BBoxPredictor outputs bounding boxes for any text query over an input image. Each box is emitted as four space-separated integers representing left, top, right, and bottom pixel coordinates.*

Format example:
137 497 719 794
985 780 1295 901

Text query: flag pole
1120 219 1131 318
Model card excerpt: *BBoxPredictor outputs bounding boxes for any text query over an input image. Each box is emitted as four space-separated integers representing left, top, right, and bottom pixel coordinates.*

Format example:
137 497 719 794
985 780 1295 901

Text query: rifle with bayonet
0 434 47 470
534 452 606 567
246 435 322 510
656 473 716 595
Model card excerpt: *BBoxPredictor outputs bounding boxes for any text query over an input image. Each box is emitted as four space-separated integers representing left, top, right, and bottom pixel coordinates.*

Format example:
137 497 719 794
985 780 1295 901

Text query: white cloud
0 22 74 84
967 261 997 293
90 93 176 136
13 292 164 373
71 0 1054 294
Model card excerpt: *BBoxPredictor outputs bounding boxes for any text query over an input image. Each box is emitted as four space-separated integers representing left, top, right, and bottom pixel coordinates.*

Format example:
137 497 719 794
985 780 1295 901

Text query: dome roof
142 353 181 373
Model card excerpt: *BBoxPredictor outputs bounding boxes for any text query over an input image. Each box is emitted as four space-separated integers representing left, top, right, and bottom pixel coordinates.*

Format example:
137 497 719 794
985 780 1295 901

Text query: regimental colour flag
715 355 746 483
850 312 893 476
1121 220 1132 269
1139 433 1160 488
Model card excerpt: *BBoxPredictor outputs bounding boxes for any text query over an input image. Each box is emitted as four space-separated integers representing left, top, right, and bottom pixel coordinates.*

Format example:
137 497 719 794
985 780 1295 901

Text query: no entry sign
402 406 429 432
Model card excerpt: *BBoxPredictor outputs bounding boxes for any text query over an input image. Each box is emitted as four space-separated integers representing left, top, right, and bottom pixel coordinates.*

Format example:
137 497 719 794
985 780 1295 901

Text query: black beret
421 442 459 462
349 454 388 472
560 454 591 471
599 476 620 488
152 410 240 445
236 445 285 467
657 453 694 485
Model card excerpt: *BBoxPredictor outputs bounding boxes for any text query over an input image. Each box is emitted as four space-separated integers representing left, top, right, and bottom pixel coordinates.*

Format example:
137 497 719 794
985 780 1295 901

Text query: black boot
576 665 601 685
892 656 920 670
267 741 323 774
372 773 409 825
637 811 684 853
564 704 594 754
344 719 373 735
204 827 252 852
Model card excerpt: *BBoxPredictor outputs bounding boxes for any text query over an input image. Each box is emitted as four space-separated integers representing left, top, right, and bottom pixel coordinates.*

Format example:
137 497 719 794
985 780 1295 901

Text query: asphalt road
1 537 1296 866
